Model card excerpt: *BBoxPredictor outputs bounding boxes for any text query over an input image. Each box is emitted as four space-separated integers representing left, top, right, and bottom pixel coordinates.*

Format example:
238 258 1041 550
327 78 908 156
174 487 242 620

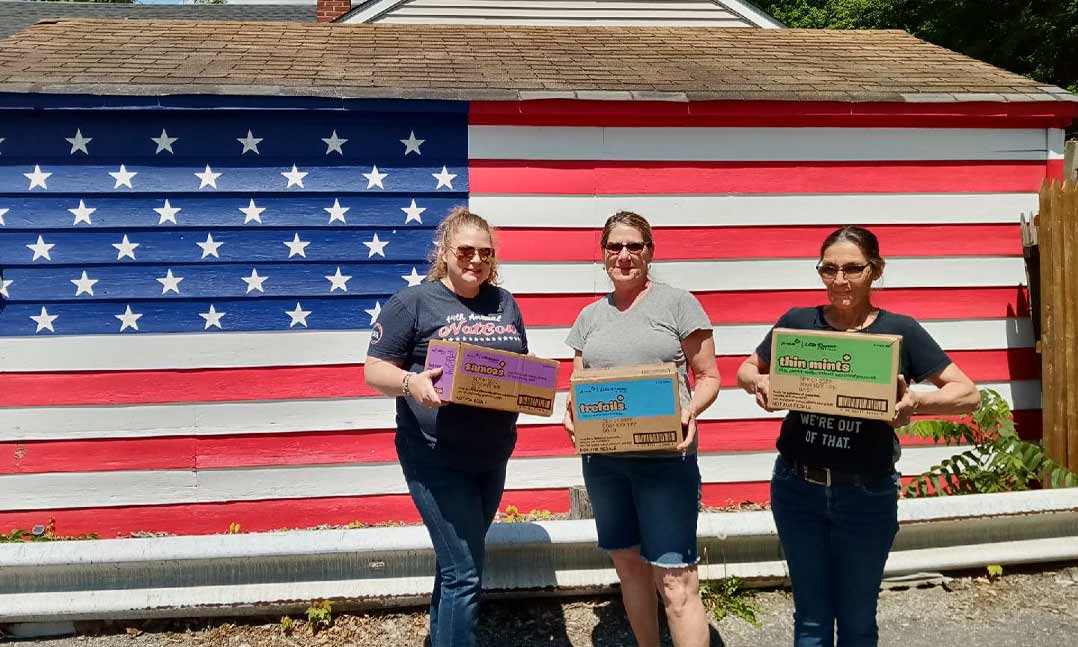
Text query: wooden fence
1038 172 1078 472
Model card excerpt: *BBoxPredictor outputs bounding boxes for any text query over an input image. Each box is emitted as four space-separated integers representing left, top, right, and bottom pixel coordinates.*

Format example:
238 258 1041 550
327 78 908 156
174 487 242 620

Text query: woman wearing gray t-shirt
564 211 721 647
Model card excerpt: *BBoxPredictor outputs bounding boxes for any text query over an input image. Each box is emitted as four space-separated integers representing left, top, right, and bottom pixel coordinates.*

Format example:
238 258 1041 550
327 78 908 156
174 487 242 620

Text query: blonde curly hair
426 206 500 285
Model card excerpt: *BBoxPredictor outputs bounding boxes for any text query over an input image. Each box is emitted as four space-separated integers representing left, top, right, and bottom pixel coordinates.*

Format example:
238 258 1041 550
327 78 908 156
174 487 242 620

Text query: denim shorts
581 452 701 567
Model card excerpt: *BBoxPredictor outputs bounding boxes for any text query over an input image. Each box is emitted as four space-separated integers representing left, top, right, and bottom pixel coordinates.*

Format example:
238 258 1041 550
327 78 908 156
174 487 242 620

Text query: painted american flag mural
0 100 1052 537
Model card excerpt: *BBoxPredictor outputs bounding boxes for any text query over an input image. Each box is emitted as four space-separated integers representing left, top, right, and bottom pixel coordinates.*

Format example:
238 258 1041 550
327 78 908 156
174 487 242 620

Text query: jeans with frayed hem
402 454 507 647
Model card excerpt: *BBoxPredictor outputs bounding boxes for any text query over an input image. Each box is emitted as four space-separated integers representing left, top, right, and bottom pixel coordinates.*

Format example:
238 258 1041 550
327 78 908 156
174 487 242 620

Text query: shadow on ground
475 595 727 646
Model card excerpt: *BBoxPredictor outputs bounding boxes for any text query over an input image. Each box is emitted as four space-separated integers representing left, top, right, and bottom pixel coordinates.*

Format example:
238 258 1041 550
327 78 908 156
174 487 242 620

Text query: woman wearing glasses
563 211 721 647
365 207 527 647
736 225 978 647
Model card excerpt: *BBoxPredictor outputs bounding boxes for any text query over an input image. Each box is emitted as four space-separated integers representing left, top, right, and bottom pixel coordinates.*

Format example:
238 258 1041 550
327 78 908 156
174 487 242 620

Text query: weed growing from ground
700 577 760 626
306 600 333 633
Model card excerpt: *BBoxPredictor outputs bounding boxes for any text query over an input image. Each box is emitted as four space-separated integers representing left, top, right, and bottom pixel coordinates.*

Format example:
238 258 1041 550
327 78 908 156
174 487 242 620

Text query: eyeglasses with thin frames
816 262 870 281
453 245 495 263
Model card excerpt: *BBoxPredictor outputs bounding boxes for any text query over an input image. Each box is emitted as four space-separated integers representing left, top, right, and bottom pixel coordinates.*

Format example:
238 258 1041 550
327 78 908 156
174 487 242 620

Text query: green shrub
902 388 1077 496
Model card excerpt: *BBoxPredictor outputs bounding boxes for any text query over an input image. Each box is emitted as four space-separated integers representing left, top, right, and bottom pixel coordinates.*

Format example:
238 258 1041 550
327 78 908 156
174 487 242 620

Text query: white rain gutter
1 489 1076 624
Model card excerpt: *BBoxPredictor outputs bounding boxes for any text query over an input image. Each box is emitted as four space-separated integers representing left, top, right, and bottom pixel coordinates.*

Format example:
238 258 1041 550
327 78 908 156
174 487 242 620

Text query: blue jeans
770 457 900 647
401 455 507 647
582 453 701 566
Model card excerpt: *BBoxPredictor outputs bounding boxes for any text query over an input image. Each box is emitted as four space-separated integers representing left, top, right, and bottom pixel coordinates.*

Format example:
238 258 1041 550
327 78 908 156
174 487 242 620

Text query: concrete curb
1 489 1076 624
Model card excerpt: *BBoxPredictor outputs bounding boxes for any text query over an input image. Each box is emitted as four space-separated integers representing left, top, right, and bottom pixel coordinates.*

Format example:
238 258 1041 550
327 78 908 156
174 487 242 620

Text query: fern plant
901 388 1077 496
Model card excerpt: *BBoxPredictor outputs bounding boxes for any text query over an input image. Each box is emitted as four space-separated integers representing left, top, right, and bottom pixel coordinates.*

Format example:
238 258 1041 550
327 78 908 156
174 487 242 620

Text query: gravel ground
6 564 1077 647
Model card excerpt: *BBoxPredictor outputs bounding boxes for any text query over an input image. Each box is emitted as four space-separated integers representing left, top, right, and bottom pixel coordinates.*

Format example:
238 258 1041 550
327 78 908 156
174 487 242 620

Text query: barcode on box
835 394 888 412
633 431 678 445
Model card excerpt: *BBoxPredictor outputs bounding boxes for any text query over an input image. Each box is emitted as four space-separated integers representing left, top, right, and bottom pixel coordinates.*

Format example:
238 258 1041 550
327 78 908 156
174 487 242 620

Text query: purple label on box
457 348 557 389
425 343 459 394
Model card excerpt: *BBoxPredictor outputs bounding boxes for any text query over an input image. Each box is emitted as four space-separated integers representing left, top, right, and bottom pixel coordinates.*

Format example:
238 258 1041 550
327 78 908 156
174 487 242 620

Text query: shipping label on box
424 340 559 416
570 363 683 454
768 328 902 421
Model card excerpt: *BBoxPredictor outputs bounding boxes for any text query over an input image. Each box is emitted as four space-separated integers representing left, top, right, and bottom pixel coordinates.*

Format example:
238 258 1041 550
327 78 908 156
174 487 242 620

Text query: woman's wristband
401 371 415 398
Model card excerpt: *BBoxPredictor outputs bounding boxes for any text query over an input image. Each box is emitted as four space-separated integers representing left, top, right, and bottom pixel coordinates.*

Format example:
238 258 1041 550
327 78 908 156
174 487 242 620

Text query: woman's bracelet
401 371 416 398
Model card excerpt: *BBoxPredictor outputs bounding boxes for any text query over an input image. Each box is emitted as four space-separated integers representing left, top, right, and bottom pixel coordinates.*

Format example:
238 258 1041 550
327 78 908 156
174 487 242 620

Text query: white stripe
0 380 1037 442
499 257 1027 294
0 318 1033 372
0 316 1032 375
473 193 1038 228
0 444 980 511
469 126 1053 161
527 319 1035 359
1048 128 1066 160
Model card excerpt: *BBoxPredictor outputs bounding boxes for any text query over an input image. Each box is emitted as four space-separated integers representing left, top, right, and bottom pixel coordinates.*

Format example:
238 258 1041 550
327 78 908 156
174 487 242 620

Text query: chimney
317 0 351 23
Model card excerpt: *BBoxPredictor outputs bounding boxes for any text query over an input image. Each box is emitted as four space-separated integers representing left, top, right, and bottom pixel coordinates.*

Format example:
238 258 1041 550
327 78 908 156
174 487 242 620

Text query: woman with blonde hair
365 207 527 647
564 211 721 647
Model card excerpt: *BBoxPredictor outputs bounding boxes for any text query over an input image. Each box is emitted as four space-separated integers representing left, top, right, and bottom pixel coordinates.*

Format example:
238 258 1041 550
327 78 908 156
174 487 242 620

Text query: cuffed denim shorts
581 452 701 568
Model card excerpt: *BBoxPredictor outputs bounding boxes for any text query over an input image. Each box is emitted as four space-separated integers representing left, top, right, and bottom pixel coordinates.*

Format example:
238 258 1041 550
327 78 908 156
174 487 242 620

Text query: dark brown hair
600 211 655 248
426 206 500 285
819 225 885 278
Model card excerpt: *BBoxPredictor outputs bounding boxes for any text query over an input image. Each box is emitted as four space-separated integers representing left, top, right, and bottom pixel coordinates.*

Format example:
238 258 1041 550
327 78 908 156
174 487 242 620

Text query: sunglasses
602 241 649 255
453 245 495 263
816 262 870 280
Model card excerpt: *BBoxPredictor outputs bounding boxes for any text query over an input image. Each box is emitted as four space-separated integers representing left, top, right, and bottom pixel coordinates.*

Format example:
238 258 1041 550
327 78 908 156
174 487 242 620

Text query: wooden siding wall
361 0 755 27
0 99 1058 538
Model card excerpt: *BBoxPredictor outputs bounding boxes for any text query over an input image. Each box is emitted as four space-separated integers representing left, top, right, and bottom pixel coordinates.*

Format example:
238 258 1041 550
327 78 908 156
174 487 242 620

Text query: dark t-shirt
366 280 528 471
755 306 952 474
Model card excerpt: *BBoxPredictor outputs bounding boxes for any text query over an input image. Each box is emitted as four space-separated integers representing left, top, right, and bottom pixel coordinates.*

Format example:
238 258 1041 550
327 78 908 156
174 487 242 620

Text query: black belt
780 456 889 487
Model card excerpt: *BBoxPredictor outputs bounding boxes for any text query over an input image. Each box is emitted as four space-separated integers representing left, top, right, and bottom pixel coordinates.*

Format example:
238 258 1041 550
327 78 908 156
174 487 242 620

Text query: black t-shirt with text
366 280 528 471
755 306 952 474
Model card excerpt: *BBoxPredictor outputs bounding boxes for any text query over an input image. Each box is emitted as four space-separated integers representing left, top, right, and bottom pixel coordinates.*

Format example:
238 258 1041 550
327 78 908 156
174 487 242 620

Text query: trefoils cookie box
424 340 559 416
569 363 683 454
767 328 902 421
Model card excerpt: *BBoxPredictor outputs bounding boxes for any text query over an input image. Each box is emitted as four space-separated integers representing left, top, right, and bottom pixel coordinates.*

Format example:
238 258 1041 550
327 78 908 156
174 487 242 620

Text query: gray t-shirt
565 281 712 457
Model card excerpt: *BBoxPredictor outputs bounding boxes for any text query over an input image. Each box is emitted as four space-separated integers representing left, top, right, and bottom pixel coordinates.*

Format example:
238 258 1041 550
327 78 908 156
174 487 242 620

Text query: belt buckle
803 465 832 487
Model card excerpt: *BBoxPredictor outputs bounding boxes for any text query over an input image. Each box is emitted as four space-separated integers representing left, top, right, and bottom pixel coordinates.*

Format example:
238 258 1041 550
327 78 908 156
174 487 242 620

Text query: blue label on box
573 378 677 420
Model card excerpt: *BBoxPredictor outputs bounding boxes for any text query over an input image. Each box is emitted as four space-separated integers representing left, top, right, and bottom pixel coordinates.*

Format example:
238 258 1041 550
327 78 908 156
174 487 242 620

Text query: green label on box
773 331 895 385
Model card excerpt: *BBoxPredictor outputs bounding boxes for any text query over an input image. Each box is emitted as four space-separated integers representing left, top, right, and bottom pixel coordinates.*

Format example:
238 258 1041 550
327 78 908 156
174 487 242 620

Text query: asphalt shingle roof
0 18 1075 104
0 0 314 40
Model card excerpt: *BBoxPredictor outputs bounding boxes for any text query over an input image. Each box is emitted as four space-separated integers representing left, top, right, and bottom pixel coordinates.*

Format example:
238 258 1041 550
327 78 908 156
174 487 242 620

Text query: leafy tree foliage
758 1 1078 93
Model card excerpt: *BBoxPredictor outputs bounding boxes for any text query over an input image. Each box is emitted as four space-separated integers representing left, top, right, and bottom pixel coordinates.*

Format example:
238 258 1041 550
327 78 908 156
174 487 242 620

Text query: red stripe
0 347 1036 408
0 475 960 539
470 100 1078 128
470 160 1050 195
944 349 1041 382
0 365 375 406
0 484 780 538
498 224 1022 261
0 408 1042 475
1047 159 1065 180
518 286 1030 327
512 419 971 457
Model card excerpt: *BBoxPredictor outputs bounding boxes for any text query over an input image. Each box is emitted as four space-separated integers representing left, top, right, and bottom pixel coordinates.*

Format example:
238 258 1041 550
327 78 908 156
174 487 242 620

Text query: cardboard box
569 363 683 454
424 340 558 416
767 328 902 421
